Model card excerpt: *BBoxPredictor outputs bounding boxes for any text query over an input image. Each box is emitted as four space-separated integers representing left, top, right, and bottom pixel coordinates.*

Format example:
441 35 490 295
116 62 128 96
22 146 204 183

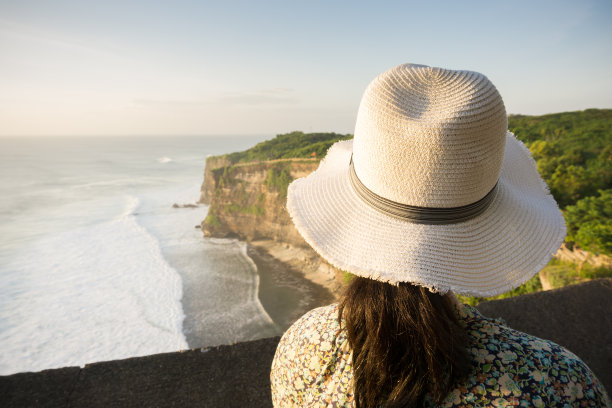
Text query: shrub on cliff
265 164 293 198
564 189 612 255
508 110 611 257
509 109 611 208
456 274 543 306
224 131 353 163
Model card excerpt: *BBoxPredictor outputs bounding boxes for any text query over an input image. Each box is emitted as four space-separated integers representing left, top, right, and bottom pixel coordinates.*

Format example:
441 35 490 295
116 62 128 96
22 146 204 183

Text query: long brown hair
338 277 470 407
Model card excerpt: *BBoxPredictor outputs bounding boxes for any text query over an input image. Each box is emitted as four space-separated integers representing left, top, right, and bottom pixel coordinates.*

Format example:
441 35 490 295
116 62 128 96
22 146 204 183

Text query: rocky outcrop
200 158 316 245
555 243 612 269
200 157 347 296
199 155 233 205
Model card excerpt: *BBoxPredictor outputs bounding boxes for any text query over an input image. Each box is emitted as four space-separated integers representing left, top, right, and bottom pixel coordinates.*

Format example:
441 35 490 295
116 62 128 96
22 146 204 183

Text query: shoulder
452 304 610 407
282 303 339 342
272 303 339 371
270 304 348 407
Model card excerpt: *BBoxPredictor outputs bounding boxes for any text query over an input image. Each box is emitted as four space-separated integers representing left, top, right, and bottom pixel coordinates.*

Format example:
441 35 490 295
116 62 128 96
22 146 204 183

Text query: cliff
199 156 346 295
200 158 317 246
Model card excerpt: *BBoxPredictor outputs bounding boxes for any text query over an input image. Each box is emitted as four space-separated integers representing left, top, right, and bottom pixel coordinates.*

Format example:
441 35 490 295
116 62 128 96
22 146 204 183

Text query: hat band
349 156 498 224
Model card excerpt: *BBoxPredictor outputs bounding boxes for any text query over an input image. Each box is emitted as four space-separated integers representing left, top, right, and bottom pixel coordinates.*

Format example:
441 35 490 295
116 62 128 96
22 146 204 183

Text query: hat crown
353 64 508 208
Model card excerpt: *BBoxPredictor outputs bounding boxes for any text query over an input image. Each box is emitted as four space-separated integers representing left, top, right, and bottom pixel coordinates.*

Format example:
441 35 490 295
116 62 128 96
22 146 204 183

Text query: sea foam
0 195 188 374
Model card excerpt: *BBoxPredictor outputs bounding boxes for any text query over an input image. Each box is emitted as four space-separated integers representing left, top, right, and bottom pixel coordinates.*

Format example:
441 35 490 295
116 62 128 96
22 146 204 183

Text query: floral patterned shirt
271 303 610 407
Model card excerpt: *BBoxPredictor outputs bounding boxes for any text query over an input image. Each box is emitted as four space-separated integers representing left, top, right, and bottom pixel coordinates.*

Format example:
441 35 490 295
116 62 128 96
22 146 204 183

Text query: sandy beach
248 241 338 332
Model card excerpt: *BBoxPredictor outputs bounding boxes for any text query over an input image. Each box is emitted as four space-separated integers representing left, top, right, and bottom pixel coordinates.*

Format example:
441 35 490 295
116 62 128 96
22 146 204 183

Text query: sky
1 0 611 137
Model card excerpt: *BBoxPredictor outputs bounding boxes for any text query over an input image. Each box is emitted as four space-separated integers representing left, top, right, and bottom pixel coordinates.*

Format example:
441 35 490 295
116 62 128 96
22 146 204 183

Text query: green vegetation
540 258 612 288
509 109 611 255
265 164 293 197
509 109 611 209
224 131 352 164
223 182 265 216
204 212 221 227
458 258 612 305
540 260 586 289
564 189 612 254
213 166 238 188
224 204 265 216
343 271 356 284
579 262 612 280
456 275 543 306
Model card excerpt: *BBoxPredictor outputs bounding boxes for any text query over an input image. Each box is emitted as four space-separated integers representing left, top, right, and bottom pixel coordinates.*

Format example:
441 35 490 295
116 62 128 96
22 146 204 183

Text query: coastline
248 240 340 332
176 238 279 349
178 237 339 348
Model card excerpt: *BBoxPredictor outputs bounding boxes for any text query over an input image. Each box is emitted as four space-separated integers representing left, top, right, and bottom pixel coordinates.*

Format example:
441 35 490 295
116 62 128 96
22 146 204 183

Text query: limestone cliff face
200 157 318 247
199 155 233 205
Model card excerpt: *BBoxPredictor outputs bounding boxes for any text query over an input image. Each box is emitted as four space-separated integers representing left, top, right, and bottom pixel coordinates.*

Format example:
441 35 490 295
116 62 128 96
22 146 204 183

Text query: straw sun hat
287 63 566 297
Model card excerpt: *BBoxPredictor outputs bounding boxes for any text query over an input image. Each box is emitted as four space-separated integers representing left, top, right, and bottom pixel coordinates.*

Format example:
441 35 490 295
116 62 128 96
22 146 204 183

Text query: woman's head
287 63 565 297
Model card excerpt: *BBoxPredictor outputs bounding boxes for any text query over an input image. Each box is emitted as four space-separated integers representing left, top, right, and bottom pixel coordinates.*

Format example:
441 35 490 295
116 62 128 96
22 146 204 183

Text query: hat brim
286 133 566 297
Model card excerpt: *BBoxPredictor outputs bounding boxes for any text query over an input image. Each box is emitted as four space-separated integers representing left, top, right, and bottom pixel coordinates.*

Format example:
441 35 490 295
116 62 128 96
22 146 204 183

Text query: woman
270 64 610 407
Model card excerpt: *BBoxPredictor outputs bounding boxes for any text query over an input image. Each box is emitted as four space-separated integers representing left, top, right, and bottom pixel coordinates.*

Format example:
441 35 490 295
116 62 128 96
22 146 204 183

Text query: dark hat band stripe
349 156 498 225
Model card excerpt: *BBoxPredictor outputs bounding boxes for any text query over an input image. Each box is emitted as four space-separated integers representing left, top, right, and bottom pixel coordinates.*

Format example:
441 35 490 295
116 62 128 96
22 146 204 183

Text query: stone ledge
1 337 280 408
477 278 612 393
1 279 610 407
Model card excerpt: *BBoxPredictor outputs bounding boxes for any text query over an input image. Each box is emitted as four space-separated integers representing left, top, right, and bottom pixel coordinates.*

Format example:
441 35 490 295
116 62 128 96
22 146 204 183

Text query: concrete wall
2 279 611 408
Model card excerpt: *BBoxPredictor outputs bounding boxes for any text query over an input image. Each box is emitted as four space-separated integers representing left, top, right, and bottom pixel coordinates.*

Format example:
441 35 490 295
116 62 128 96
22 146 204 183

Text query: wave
120 194 141 218
69 178 163 190
237 241 276 327
157 157 173 164
134 198 279 348
0 194 188 375
171 237 279 346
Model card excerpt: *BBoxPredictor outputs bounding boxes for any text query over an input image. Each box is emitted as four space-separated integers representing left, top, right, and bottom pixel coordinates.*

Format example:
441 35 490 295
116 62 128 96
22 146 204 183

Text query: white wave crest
0 195 188 375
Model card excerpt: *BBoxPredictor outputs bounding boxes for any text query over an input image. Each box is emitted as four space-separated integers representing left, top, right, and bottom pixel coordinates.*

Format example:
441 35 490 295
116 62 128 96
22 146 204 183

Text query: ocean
0 135 277 375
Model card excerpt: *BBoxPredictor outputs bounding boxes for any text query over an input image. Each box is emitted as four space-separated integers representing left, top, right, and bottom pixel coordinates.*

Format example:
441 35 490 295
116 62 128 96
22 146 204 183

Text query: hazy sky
1 0 611 136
